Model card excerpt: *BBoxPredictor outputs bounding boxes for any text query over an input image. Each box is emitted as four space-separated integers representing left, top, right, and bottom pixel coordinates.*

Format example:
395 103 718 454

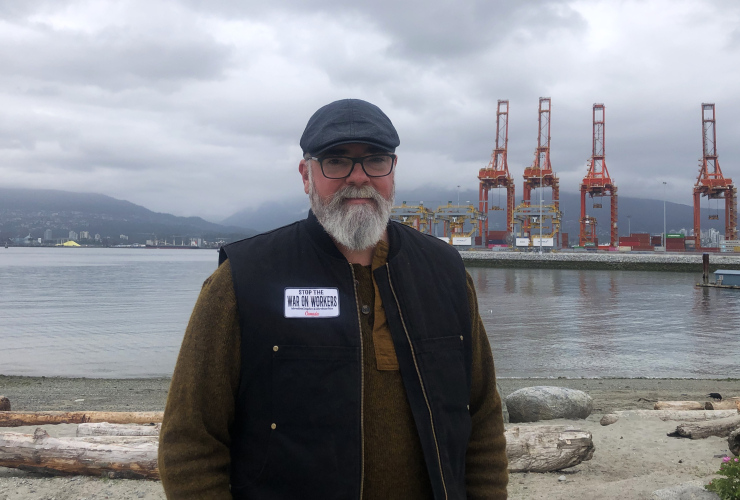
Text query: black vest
220 212 473 500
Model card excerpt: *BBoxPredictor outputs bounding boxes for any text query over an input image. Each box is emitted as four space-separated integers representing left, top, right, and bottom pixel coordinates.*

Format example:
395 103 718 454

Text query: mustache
327 185 385 207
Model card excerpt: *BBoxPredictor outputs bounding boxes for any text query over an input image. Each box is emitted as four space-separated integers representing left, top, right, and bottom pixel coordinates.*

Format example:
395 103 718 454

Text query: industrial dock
461 250 740 272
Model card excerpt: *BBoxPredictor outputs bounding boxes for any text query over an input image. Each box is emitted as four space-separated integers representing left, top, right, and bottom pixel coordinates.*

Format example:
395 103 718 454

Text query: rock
558 475 566 482
651 480 719 499
0 396 9 411
496 382 509 423
600 414 619 426
729 427 740 456
506 386 593 423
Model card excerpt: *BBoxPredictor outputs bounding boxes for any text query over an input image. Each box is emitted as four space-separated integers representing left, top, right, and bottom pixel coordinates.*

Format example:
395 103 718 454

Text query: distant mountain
222 185 718 239
0 188 257 244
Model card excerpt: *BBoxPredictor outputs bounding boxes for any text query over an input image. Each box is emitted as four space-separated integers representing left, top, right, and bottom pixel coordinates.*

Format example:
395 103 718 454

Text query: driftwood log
505 425 594 472
654 401 703 411
77 422 161 437
0 411 163 427
705 401 740 411
0 397 9 411
667 415 740 439
600 409 739 426
729 428 740 456
0 428 159 479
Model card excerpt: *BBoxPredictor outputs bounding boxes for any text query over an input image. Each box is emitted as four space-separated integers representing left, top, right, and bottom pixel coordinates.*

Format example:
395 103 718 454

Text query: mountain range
0 188 256 244
1 186 728 246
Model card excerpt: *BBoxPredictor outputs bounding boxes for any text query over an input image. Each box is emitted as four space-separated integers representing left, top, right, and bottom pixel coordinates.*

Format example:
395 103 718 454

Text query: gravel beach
1 375 738 499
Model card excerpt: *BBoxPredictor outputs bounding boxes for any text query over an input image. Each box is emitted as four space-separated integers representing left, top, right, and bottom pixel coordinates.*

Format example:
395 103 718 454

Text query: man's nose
346 161 370 184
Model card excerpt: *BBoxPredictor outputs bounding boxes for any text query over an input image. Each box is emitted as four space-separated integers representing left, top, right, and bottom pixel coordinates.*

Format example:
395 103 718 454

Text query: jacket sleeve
159 260 241 499
464 271 508 499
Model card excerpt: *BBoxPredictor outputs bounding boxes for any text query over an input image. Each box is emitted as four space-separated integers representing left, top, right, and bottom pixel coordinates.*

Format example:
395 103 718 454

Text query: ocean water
1 247 739 378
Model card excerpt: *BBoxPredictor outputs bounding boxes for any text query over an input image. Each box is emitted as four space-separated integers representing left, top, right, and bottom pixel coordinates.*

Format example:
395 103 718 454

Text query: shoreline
461 250 740 272
2 375 738 499
2 375 738 415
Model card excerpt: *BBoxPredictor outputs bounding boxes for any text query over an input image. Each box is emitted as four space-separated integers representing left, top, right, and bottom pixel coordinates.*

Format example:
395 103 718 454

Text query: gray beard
308 168 394 252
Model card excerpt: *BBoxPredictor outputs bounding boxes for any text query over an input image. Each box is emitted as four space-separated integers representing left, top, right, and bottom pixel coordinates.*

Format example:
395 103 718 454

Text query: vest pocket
413 335 472 491
239 345 361 497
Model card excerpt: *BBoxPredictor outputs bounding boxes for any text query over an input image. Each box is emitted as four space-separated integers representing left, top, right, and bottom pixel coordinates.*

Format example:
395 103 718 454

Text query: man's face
299 143 396 251
299 143 395 204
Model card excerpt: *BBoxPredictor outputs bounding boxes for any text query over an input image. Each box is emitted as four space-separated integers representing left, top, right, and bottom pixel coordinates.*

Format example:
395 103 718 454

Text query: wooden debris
0 411 163 427
729 428 740 456
0 397 9 411
0 428 159 479
600 409 739 426
654 401 703 411
667 415 740 439
704 401 740 410
77 422 161 437
505 425 594 472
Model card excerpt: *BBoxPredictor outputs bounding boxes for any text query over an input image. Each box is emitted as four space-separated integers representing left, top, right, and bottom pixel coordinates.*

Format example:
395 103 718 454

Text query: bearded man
159 99 508 500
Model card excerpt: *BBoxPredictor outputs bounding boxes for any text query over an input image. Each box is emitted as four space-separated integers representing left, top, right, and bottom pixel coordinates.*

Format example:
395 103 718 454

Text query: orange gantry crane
478 100 515 244
522 97 559 232
693 103 737 248
579 104 618 247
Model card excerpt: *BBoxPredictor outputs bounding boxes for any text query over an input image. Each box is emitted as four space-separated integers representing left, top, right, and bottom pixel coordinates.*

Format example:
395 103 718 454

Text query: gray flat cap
300 99 400 156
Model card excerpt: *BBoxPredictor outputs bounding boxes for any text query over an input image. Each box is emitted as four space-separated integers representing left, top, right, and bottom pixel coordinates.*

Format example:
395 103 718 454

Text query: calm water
1 248 739 378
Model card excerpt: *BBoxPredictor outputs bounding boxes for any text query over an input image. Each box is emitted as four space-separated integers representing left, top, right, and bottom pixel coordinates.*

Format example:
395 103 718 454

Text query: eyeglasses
309 154 396 179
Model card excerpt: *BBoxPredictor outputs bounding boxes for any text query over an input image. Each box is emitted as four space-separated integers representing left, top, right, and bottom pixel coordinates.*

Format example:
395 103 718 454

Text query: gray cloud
1 0 740 223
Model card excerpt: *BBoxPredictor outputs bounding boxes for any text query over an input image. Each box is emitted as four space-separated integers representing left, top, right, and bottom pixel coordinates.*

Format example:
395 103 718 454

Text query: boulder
0 396 9 411
506 386 593 423
496 383 509 423
651 481 719 500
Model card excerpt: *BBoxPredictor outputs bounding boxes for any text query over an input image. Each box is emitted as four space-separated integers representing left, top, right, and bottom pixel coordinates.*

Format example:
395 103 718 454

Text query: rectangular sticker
284 288 340 318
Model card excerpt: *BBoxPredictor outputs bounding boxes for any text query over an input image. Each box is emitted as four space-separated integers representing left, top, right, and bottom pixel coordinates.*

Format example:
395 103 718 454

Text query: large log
654 401 703 411
667 415 740 439
505 425 594 472
77 422 161 437
705 401 740 410
729 428 740 456
600 409 738 426
0 428 159 479
0 411 163 427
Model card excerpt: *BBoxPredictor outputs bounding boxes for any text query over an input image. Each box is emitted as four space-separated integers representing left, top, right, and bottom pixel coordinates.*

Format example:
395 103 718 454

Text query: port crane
693 103 737 249
579 104 618 247
478 100 515 244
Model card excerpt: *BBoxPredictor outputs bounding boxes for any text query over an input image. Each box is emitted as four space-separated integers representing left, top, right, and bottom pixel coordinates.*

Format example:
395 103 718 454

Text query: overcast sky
1 0 739 221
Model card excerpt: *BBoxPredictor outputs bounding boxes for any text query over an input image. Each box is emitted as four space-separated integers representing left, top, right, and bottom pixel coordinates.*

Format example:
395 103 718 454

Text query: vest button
273 346 279 352
271 423 277 430
460 335 463 341
361 305 371 315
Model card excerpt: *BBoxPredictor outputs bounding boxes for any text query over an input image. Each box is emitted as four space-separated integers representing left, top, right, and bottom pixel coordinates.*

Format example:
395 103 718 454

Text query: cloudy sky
1 0 739 221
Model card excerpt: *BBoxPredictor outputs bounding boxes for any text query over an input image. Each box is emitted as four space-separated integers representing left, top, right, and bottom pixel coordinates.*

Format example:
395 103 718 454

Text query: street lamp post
663 182 667 251
457 185 460 207
627 215 631 236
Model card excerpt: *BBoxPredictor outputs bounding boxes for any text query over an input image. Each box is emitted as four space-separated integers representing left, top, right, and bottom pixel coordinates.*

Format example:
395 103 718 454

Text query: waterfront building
120 234 128 241
94 234 101 241
44 229 52 241
69 231 78 241
80 231 90 240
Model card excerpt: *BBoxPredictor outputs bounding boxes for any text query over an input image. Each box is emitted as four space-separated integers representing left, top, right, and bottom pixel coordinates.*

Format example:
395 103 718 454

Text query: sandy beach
1 375 738 499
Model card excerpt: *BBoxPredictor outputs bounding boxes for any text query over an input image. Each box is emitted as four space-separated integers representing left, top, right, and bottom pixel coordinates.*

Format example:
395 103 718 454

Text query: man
159 99 508 499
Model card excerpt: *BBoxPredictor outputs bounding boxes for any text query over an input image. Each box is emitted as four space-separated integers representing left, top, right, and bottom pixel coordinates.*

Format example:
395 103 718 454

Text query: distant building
69 231 78 241
94 234 101 241
120 234 128 241
44 229 52 241
80 231 90 240
146 240 154 246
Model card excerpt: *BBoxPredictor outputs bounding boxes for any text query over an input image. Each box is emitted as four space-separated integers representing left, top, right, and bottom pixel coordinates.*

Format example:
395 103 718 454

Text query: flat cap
300 99 400 156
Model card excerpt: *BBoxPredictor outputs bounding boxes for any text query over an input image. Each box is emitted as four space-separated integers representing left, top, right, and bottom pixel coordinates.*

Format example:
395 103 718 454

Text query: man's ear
299 159 310 195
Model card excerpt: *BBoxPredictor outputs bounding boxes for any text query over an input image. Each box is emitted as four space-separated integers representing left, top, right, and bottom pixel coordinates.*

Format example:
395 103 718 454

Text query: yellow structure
58 241 81 247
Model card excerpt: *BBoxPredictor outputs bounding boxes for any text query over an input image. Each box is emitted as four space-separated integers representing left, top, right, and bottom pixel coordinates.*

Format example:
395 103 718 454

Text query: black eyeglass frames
309 154 396 179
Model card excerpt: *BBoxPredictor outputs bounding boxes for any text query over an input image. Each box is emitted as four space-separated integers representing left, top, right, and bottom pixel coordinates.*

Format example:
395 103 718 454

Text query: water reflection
468 266 740 378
